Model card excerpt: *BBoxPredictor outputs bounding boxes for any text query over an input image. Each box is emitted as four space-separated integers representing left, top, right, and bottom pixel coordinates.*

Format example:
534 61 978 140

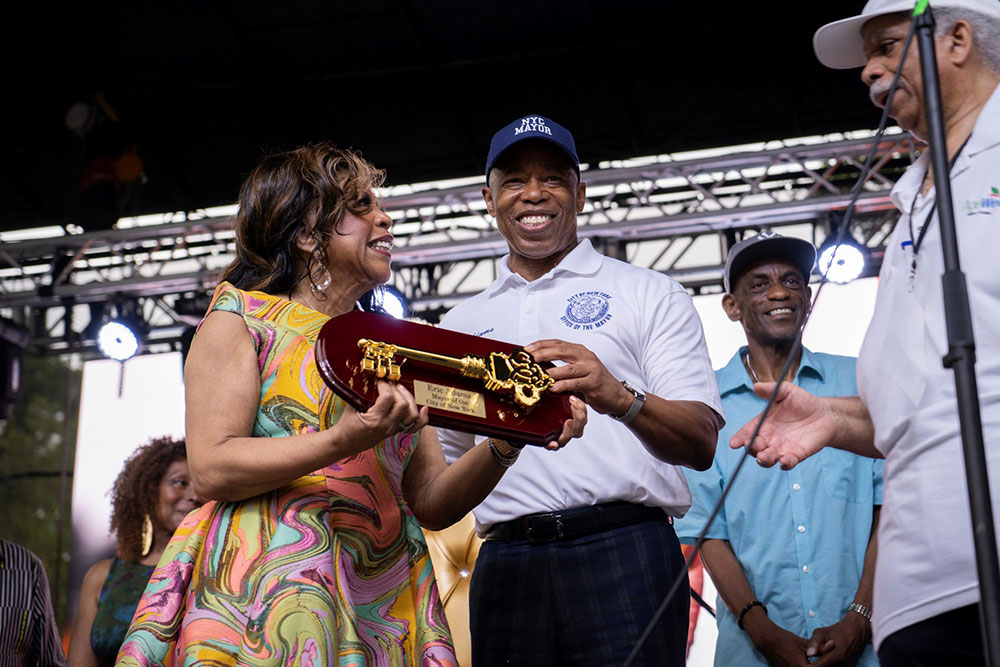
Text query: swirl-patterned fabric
116 283 456 666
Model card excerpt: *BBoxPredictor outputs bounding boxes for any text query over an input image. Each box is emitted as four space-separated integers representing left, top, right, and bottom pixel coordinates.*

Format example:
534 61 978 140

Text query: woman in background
116 143 586 666
69 437 201 667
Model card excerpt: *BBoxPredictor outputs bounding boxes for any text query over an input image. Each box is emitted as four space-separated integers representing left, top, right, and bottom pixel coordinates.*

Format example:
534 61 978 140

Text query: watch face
621 380 645 399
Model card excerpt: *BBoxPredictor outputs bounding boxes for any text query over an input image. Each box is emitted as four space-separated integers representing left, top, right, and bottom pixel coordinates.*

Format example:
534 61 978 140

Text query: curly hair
109 436 187 562
219 143 387 308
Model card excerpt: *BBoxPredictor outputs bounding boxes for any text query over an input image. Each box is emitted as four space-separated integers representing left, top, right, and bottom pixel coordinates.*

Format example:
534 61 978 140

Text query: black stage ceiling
2 1 881 234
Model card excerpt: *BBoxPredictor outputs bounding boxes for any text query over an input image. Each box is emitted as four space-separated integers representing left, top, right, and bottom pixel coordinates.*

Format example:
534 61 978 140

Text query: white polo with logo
436 238 723 533
857 83 1000 648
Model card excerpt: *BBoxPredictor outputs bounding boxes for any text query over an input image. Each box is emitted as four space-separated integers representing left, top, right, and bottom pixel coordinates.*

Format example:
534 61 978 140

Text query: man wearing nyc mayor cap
436 114 723 665
732 1 1000 664
677 231 883 666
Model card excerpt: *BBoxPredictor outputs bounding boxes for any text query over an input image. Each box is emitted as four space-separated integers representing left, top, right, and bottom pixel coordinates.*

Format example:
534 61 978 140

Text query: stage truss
0 131 918 356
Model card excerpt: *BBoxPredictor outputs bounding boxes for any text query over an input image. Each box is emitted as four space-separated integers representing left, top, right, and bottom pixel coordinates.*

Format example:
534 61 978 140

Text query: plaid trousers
469 516 688 666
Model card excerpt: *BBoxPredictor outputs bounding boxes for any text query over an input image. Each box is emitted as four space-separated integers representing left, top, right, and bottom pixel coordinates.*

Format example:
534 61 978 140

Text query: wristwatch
609 379 646 424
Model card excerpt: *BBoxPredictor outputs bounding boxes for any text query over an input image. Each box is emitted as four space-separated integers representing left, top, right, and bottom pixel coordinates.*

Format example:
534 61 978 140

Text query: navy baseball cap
724 231 817 293
485 114 580 180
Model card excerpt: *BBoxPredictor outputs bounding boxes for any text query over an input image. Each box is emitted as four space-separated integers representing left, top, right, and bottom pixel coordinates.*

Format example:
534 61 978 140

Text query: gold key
357 338 554 409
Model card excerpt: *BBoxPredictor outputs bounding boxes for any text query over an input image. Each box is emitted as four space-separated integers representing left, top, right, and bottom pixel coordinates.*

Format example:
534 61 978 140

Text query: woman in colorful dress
116 143 586 666
70 437 202 667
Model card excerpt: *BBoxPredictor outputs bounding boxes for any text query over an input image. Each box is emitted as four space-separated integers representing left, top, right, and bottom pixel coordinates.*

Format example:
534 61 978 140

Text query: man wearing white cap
733 1 1000 664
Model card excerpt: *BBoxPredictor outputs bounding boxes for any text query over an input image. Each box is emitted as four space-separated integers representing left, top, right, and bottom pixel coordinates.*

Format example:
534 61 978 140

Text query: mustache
869 80 894 107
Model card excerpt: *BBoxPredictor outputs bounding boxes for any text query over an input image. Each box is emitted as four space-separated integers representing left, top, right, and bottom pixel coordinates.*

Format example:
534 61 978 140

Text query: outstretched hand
729 382 835 469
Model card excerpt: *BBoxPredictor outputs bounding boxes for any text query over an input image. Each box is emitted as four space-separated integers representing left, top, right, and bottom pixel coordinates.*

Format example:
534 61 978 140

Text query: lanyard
906 134 971 261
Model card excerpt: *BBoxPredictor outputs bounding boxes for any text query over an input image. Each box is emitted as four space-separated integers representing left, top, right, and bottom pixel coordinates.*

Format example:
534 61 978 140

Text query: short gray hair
934 7 1000 73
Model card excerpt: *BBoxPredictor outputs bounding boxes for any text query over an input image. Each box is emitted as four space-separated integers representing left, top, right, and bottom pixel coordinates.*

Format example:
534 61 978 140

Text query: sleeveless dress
91 558 155 664
116 283 456 667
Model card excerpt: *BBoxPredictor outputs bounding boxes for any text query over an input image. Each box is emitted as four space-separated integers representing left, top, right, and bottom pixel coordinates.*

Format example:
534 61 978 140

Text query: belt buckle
525 515 564 543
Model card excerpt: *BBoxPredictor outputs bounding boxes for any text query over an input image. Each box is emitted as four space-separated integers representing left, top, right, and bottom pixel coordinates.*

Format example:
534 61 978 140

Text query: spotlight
380 288 406 320
818 243 866 284
88 301 147 361
97 320 140 361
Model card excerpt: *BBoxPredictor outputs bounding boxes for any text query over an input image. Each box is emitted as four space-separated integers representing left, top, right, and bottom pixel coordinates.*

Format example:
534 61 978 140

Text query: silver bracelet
487 438 520 468
848 602 872 622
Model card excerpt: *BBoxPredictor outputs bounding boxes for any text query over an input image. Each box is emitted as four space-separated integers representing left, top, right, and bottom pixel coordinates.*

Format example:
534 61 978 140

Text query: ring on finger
400 421 416 431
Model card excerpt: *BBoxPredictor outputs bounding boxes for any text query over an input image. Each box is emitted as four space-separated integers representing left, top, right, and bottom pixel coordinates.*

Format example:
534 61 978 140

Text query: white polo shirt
857 84 1000 648
437 238 723 533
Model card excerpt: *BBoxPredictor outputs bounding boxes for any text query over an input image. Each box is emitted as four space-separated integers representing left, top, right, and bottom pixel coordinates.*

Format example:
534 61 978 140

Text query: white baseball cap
813 0 1000 69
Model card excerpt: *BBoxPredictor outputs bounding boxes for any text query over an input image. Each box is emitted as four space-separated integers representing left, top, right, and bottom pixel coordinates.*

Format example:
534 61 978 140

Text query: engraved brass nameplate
414 380 487 418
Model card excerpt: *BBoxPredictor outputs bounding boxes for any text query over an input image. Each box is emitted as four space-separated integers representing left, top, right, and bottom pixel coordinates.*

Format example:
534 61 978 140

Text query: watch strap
610 380 645 424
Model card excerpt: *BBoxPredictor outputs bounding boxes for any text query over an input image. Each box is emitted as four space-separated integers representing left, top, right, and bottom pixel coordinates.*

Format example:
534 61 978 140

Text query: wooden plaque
314 311 574 446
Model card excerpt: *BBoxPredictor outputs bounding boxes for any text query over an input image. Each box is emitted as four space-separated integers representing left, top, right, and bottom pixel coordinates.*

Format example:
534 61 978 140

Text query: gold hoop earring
140 514 153 557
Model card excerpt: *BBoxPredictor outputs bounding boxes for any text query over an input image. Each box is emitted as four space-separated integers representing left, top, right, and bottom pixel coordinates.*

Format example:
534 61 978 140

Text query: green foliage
0 353 80 625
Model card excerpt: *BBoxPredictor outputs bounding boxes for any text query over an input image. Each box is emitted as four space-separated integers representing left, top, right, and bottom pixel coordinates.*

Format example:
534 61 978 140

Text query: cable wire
623 18 919 666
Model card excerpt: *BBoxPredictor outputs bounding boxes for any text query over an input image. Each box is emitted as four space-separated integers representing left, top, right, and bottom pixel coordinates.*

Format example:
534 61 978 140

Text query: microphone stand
914 3 1000 663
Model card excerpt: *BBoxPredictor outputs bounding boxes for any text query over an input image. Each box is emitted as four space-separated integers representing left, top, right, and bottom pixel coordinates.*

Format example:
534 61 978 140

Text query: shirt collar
891 151 929 212
484 238 604 297
717 345 825 396
891 82 1000 210
963 82 1000 159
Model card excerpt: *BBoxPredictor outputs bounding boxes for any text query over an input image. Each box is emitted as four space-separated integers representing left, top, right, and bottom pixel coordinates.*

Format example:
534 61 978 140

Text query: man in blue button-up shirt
676 231 882 666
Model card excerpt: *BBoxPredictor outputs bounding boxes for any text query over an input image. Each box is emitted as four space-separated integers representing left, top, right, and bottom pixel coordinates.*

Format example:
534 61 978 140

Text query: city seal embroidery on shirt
561 291 612 330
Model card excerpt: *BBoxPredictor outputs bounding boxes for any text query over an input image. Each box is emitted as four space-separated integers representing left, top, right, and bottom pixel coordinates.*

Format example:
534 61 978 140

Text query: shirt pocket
819 448 874 503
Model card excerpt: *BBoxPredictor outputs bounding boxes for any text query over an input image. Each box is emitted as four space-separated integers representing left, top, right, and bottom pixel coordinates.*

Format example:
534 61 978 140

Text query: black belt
483 501 670 544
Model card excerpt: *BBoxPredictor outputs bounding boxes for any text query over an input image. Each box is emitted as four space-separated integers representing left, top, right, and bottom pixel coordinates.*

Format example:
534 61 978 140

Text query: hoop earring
310 265 332 295
140 514 153 557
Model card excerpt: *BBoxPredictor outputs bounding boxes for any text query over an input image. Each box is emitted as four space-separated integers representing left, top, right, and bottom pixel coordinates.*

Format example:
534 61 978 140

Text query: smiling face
320 191 395 295
483 140 586 280
723 258 811 348
155 459 202 534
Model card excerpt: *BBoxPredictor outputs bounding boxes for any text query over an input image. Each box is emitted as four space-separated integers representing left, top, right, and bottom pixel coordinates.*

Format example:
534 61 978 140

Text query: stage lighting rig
91 301 148 361
818 213 868 284
818 240 867 284
97 321 139 361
